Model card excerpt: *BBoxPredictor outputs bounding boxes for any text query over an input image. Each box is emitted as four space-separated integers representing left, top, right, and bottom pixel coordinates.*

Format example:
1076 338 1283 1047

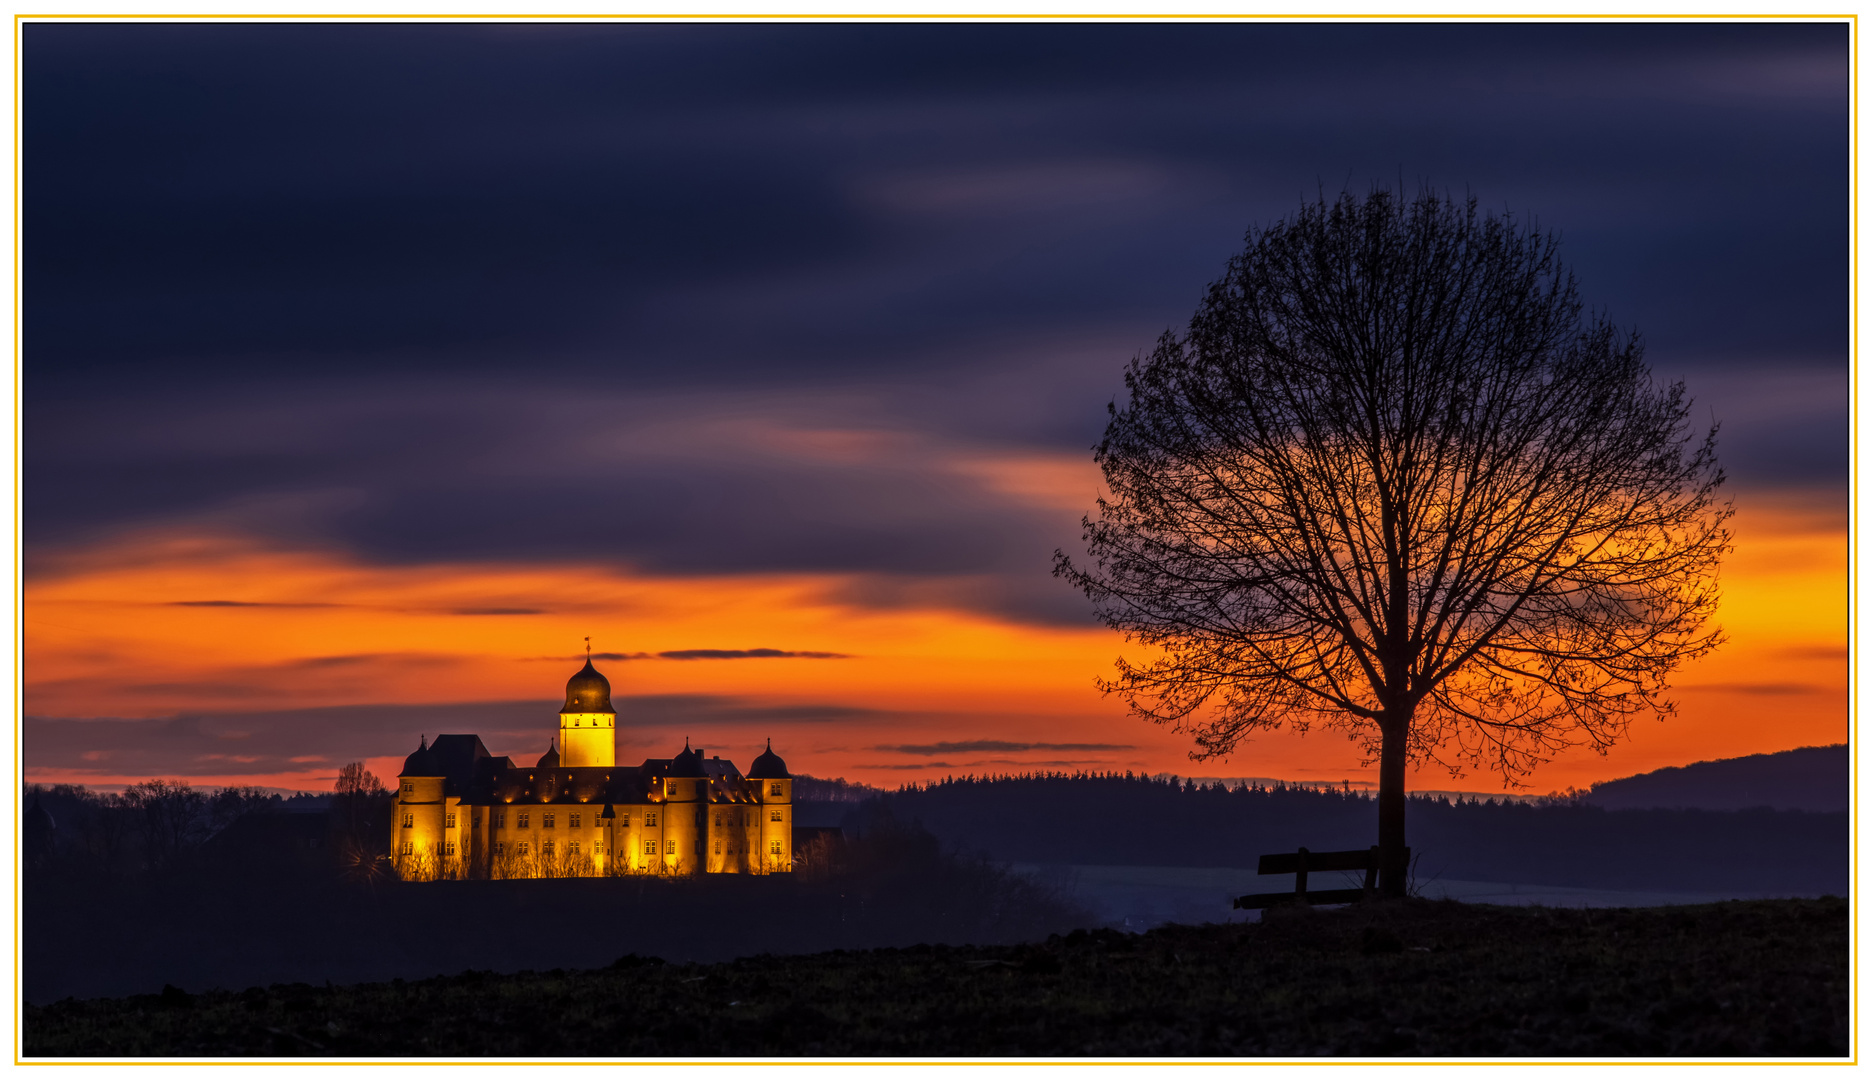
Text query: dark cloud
876 740 1136 755
23 22 1847 620
1675 682 1830 696
25 693 895 782
657 649 848 661
167 600 338 608
615 696 893 727
855 762 959 771
554 650 849 661
1780 646 1851 661
24 701 551 782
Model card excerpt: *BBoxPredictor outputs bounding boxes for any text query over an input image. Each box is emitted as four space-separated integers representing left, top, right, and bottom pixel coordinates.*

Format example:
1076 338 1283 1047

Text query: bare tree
1055 188 1730 896
331 762 392 880
122 779 209 873
208 785 274 833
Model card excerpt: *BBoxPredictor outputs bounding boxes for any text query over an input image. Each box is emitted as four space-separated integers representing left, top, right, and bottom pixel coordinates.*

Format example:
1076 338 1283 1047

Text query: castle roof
561 659 615 714
400 736 440 777
481 766 652 807
748 739 790 780
670 741 708 778
537 739 560 768
428 734 492 783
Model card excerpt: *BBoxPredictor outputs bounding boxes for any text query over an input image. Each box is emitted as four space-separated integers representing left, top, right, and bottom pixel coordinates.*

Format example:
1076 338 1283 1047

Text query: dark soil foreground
25 897 1848 1059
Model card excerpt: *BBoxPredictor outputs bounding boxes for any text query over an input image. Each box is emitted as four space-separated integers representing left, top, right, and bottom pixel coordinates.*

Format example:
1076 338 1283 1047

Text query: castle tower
661 740 707 874
558 655 616 768
394 736 448 879
749 738 792 873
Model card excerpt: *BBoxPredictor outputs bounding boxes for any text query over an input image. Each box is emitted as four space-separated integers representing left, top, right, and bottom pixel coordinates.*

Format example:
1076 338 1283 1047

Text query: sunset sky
23 21 1848 796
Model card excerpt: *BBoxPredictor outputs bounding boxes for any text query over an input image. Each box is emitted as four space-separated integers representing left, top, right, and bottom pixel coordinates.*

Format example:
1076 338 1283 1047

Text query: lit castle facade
391 658 793 879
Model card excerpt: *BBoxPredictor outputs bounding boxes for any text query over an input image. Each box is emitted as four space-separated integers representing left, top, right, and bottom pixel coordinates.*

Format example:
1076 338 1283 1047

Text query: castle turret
661 739 706 873
750 739 792 872
394 736 448 879
558 657 617 768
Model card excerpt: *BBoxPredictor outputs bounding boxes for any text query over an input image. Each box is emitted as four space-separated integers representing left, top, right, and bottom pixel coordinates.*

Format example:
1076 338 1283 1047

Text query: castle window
400 841 413 854
714 841 721 854
445 814 456 829
493 811 504 828
518 842 530 856
644 840 657 855
569 813 581 829
646 812 657 827
402 814 413 828
771 810 783 822
595 842 604 855
544 813 556 829
445 842 456 857
568 842 580 857
402 782 412 795
665 841 676 855
495 842 506 855
714 813 722 826
543 840 555 856
770 783 783 796
517 813 530 829
769 841 782 855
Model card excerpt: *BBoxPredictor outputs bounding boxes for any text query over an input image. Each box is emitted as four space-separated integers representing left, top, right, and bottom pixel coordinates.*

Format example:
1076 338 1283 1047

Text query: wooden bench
1231 845 1406 909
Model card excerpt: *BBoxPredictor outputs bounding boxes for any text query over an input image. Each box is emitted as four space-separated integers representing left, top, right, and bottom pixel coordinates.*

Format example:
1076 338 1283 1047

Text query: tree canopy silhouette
1055 188 1731 896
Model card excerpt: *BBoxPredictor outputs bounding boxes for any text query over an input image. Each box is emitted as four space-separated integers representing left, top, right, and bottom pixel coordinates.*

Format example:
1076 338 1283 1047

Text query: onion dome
748 738 789 780
537 738 560 768
401 735 441 777
562 659 615 714
671 739 707 778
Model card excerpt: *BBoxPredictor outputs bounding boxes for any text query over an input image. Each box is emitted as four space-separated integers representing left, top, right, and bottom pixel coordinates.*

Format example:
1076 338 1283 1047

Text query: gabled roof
427 734 491 784
484 766 652 806
702 756 743 780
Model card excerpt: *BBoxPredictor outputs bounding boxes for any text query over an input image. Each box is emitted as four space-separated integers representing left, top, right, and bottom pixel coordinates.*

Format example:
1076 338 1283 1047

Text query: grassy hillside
25 897 1846 1058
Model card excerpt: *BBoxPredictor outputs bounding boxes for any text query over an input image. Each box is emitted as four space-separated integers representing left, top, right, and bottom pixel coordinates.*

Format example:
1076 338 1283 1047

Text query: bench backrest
1256 847 1383 876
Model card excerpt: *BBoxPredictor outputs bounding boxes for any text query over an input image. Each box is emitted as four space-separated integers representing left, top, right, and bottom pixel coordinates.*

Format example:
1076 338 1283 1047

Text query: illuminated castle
390 657 792 879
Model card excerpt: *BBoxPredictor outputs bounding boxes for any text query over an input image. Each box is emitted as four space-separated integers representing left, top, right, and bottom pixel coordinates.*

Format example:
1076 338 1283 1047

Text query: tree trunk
1377 710 1410 898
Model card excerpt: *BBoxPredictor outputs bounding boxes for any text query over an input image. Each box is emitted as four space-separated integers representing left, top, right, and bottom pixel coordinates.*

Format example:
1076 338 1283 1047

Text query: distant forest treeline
1582 744 1847 812
860 772 1848 896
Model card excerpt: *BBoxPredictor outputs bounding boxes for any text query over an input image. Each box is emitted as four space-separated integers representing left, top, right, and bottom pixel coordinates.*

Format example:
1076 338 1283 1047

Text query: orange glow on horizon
23 495 1846 796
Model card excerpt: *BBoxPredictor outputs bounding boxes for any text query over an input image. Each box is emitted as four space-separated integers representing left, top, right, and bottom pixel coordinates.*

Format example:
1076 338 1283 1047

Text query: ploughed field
26 897 1846 1058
